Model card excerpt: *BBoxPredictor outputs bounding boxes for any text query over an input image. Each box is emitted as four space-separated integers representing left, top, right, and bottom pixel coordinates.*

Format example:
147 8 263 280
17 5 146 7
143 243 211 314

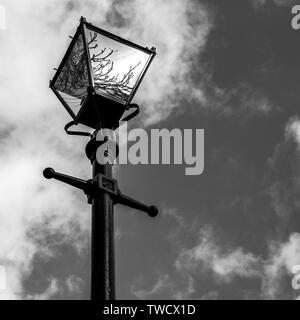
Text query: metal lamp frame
50 17 156 128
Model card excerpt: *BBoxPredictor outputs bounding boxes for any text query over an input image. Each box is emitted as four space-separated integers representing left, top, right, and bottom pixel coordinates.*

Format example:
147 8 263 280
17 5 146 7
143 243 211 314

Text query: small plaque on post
96 173 118 196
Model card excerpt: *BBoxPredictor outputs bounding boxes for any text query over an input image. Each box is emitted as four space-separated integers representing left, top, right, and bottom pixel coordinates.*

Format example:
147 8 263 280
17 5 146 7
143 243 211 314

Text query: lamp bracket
64 120 93 138
120 104 140 122
43 167 158 217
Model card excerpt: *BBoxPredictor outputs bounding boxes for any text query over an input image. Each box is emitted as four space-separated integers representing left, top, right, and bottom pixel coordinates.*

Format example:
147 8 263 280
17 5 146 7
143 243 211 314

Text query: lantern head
50 17 156 130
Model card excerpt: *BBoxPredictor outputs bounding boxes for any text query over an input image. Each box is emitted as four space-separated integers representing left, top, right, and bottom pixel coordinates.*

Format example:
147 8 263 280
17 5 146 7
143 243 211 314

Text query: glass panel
53 34 89 116
86 28 150 104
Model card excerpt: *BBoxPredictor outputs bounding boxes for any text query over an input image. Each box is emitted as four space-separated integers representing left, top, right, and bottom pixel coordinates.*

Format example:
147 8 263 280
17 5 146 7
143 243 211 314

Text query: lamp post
43 17 158 301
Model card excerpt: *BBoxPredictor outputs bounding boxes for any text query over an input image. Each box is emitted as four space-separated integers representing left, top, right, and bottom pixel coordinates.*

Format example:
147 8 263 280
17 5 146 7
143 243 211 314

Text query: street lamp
43 17 158 301
50 17 156 130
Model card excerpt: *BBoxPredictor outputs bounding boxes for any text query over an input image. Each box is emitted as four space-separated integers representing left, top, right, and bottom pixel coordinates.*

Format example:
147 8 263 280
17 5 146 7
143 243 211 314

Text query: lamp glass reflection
86 27 151 105
53 33 89 116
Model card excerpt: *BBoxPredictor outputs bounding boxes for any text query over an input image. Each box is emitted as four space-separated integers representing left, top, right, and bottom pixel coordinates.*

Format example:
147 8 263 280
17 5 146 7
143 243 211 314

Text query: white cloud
131 114 300 299
26 275 83 300
131 272 196 300
123 0 212 124
0 0 213 124
262 233 300 299
176 228 300 299
65 275 83 295
213 86 274 116
175 227 261 283
266 117 300 220
261 117 300 298
27 278 60 300
173 274 195 300
131 274 173 300
0 0 213 300
145 205 300 300
130 219 300 299
285 117 300 150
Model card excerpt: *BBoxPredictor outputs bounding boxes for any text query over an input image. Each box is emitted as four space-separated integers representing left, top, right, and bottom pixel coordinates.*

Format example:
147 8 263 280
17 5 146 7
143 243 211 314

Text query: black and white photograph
0 0 300 314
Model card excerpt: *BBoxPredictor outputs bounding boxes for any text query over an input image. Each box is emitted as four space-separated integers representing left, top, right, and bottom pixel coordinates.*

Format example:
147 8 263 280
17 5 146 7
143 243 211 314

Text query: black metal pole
44 127 158 301
89 131 115 301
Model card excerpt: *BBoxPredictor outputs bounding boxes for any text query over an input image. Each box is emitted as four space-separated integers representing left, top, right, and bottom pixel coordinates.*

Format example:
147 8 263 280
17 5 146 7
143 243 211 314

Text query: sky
1 0 300 300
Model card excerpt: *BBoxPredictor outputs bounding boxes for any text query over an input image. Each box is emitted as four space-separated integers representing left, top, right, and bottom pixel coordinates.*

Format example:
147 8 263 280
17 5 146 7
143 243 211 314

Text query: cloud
208 84 274 116
27 278 60 300
0 0 214 299
267 117 300 224
260 117 300 298
0 0 213 125
262 233 300 299
285 117 300 151
173 274 196 300
122 0 213 124
26 275 83 300
128 116 300 300
130 206 300 299
174 228 300 299
2 0 298 301
0 130 90 299
131 272 196 300
175 227 261 283
131 274 173 300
